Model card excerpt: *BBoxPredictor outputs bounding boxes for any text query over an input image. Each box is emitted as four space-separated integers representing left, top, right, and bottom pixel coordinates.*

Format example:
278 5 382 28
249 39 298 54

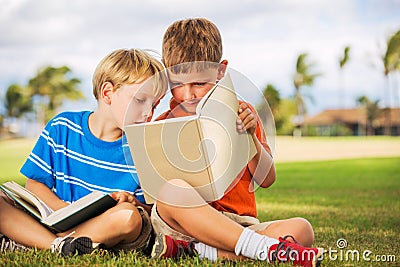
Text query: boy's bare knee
161 178 193 193
168 178 192 187
158 178 201 206
111 203 142 235
260 217 315 246
158 178 208 207
292 217 314 245
295 217 313 233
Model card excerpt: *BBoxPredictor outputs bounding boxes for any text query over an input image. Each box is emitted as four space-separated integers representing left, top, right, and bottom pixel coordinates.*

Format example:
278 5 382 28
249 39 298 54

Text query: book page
2 181 53 218
198 73 257 198
0 186 42 220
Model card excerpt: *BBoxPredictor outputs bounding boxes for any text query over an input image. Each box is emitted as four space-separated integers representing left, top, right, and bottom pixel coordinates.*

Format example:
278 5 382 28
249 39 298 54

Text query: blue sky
1 0 399 116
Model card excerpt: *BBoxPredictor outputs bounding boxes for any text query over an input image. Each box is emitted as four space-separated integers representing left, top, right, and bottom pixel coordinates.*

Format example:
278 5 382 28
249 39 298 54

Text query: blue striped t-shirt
20 111 145 204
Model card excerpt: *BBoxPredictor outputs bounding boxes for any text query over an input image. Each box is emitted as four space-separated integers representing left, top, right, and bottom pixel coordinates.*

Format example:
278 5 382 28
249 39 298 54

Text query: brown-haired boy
0 48 166 255
150 18 323 267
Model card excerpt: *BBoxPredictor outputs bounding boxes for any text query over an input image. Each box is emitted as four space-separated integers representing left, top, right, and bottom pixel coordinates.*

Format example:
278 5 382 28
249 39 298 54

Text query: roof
304 108 400 126
375 108 400 126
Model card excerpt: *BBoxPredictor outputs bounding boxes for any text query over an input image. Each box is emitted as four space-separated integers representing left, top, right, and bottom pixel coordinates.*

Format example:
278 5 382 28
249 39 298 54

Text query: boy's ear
100 82 114 105
217 60 228 80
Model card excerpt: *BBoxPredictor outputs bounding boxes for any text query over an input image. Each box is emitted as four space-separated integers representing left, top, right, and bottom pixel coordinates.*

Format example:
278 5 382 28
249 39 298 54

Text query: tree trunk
384 75 392 135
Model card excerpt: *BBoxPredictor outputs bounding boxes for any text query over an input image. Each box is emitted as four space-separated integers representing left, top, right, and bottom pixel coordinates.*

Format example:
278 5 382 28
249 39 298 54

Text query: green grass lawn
0 139 399 266
0 138 34 184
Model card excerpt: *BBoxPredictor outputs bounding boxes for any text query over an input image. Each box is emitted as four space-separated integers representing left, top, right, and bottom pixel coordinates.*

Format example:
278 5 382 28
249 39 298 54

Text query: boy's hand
237 102 256 135
111 191 138 205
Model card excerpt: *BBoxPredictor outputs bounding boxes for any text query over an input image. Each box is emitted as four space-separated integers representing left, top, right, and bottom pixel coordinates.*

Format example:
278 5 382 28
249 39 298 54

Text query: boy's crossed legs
0 192 151 255
151 179 323 266
0 194 92 255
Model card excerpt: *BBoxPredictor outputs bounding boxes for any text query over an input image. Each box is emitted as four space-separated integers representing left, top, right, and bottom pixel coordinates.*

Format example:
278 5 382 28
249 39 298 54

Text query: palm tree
357 96 381 136
338 46 351 108
262 84 280 113
5 84 33 118
382 30 400 135
293 53 321 134
28 66 84 123
3 84 33 134
257 84 282 130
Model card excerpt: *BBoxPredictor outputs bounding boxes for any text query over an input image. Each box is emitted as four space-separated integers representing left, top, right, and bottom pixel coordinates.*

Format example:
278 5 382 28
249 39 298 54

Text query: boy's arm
25 178 69 211
237 102 276 188
248 134 276 188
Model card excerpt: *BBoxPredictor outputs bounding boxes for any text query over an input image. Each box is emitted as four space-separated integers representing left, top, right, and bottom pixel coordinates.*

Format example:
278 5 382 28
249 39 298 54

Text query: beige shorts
151 202 278 243
111 206 153 253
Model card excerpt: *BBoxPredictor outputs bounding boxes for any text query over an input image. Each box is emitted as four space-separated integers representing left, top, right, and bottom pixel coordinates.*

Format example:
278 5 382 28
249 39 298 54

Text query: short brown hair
92 48 166 100
162 18 223 71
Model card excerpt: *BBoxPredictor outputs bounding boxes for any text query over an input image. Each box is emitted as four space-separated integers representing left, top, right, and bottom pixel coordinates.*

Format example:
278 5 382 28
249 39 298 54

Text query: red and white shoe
151 234 197 259
268 235 323 267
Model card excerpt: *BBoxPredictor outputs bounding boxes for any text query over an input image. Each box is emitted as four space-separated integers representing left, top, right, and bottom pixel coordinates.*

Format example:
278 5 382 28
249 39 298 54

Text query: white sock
234 228 279 261
194 242 218 261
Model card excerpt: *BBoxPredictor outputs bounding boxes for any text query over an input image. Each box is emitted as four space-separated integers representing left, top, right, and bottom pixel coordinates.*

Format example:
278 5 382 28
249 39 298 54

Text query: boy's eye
135 97 145 103
194 82 207 87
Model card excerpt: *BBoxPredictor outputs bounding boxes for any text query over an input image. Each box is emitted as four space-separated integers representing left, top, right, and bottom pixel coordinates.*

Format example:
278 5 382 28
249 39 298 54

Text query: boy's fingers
237 119 250 133
239 102 248 110
239 109 254 124
238 108 251 120
237 123 245 133
237 115 256 134
238 102 249 115
110 192 120 200
245 115 256 128
245 120 256 131
237 104 256 133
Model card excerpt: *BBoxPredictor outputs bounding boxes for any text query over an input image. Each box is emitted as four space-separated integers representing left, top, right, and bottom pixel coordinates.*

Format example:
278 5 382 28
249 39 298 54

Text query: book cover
124 73 257 203
0 181 117 233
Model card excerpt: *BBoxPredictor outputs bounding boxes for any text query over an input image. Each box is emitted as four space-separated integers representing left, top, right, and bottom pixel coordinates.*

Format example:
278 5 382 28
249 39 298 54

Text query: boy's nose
142 103 153 120
143 112 151 122
182 84 195 101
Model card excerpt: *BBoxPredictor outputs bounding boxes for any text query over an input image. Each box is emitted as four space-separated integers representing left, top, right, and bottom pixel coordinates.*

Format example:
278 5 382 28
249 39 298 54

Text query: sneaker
268 235 323 267
51 234 94 256
0 234 29 252
151 234 197 259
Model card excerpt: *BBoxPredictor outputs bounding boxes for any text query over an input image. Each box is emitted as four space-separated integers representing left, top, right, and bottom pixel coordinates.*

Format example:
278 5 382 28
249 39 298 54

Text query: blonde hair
92 48 167 100
162 18 222 72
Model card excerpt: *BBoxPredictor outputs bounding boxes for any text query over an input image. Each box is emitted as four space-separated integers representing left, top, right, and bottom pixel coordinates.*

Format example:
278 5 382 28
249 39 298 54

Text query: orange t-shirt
156 98 272 218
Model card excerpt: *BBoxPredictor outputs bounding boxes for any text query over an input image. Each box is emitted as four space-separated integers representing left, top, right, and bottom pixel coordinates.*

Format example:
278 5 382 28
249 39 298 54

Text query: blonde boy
0 48 166 255
150 18 323 267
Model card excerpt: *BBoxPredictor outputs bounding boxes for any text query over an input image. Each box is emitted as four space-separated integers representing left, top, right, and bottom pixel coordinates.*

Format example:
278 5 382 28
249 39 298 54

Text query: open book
0 181 117 233
124 73 257 203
